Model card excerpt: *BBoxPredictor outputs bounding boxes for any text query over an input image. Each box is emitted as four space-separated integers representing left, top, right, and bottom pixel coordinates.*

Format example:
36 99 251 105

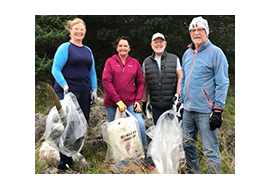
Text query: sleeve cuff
212 107 223 111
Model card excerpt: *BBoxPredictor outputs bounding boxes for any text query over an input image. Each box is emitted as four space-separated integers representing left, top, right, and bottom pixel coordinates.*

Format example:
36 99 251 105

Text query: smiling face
116 39 130 57
69 23 86 42
151 38 167 56
189 26 208 48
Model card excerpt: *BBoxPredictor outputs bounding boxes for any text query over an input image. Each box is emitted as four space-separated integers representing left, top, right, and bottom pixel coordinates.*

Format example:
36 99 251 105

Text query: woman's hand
116 100 126 111
134 102 141 112
91 90 97 104
62 84 69 94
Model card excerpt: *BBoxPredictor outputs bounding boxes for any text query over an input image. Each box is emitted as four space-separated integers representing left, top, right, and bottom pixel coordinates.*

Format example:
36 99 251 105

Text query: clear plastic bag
45 92 87 157
146 101 152 119
45 106 65 149
146 110 184 174
101 109 145 163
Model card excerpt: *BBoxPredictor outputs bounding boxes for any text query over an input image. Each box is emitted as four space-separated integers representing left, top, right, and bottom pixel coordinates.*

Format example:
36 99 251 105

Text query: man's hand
142 101 152 116
176 102 184 120
210 109 223 130
172 93 179 105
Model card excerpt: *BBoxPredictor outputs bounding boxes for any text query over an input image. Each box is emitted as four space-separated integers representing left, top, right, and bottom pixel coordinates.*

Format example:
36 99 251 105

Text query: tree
35 15 77 83
35 15 235 86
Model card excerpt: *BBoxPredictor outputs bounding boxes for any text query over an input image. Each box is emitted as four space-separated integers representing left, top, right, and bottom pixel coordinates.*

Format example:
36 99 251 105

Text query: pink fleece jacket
102 54 145 107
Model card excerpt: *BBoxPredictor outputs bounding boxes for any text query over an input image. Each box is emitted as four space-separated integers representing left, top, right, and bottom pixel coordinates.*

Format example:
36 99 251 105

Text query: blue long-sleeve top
51 42 97 93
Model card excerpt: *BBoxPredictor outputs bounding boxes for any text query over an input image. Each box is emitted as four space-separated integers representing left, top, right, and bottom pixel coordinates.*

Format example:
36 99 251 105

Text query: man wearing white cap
142 32 182 124
179 16 229 173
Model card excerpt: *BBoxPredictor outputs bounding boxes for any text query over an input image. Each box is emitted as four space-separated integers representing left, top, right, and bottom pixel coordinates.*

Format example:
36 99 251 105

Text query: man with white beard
142 32 182 125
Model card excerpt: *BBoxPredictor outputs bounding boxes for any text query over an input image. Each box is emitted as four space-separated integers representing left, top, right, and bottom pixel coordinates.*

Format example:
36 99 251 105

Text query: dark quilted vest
144 51 177 109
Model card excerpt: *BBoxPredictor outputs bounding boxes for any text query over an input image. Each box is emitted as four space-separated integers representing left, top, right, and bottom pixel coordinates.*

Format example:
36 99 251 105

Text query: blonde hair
65 18 86 30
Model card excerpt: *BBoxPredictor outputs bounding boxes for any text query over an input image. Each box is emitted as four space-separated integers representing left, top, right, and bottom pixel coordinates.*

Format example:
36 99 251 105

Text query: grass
196 86 235 174
35 154 47 174
35 151 58 174
35 83 235 174
80 128 107 174
35 82 56 114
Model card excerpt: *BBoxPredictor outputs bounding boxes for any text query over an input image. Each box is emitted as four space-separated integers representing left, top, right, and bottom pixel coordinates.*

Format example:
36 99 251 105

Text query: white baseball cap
189 16 209 36
151 32 165 41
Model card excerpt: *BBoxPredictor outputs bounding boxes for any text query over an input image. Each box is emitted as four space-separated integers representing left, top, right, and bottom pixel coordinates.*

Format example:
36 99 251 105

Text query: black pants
55 90 90 169
57 152 73 169
56 90 91 122
152 106 170 125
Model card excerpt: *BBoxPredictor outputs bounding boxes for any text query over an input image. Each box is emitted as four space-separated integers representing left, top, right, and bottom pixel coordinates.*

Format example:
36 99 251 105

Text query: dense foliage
35 15 235 86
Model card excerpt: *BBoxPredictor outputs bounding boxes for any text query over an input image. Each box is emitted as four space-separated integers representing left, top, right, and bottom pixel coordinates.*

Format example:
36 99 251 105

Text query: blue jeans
182 110 221 174
106 105 148 156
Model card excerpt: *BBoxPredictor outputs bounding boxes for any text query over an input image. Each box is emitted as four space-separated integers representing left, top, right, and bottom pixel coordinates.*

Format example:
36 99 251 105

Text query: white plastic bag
45 106 65 149
146 110 184 174
44 92 87 157
39 141 60 161
101 110 144 163
146 101 152 119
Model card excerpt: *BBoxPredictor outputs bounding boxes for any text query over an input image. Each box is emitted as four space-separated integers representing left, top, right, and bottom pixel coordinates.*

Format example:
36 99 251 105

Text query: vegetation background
35 15 235 174
35 15 235 87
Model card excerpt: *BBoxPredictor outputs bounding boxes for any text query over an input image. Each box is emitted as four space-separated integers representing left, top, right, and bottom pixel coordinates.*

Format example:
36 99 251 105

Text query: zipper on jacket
186 47 196 111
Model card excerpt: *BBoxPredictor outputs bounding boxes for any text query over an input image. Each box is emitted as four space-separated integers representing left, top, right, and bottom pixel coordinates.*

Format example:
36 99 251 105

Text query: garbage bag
39 141 60 161
146 101 152 119
146 110 184 174
101 110 144 163
45 92 87 157
44 106 65 149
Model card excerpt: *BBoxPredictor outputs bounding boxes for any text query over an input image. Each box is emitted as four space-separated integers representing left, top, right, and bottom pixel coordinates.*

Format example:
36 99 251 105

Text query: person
51 18 97 170
102 36 148 157
179 16 230 174
142 32 182 125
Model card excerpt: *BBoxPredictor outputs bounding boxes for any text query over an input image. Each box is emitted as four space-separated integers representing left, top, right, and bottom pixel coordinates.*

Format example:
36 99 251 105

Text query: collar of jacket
151 50 168 60
112 54 131 64
188 39 211 53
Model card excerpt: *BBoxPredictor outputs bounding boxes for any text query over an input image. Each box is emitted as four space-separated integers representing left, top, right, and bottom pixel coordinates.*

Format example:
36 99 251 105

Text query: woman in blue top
51 18 97 170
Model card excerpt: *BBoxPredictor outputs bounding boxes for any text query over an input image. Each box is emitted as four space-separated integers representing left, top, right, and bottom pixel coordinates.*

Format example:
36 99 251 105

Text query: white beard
153 46 165 54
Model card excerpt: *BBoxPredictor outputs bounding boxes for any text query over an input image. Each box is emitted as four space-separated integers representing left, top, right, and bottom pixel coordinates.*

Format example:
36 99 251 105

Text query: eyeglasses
190 28 205 34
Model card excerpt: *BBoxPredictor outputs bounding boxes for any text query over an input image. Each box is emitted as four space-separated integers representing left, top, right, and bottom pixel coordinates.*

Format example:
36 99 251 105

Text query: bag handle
114 107 126 119
114 107 135 120
124 109 134 118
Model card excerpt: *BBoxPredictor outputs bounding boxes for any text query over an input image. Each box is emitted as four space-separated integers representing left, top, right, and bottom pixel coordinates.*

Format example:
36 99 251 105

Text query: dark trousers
55 90 90 169
152 106 170 125
56 90 91 122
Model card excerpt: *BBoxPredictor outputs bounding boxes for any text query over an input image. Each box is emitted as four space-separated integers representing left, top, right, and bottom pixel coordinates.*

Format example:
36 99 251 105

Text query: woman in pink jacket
102 36 147 156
